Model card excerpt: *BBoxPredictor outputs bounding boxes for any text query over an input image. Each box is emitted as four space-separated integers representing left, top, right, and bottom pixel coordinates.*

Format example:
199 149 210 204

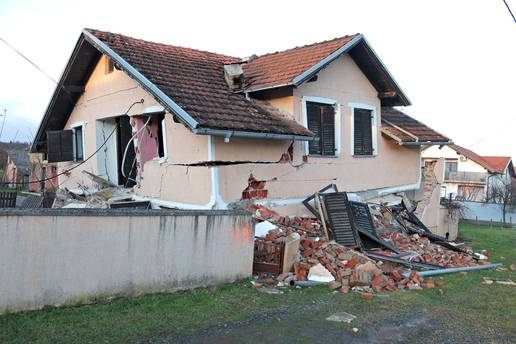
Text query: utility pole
0 109 6 142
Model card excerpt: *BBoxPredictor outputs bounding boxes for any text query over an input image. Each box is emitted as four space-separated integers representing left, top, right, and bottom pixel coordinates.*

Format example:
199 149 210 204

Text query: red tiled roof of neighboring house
380 107 451 144
86 29 313 137
449 144 511 174
241 35 359 92
481 156 512 174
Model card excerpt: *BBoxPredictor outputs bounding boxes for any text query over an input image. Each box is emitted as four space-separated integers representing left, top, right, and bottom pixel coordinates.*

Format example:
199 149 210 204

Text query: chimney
224 63 244 91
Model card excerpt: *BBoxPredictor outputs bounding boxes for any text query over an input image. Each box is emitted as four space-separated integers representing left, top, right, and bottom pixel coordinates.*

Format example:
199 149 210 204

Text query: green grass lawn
0 224 514 343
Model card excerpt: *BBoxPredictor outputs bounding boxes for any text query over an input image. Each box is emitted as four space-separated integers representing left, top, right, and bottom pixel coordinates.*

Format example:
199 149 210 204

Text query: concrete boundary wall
0 209 254 314
461 201 516 226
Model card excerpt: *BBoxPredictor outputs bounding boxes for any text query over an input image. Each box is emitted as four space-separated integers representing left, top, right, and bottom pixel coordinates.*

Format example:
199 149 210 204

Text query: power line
502 0 516 22
0 36 58 84
5 99 144 185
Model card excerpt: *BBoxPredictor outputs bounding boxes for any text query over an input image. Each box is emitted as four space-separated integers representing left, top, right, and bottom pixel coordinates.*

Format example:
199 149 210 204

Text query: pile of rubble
294 238 420 293
379 231 485 268
249 196 495 296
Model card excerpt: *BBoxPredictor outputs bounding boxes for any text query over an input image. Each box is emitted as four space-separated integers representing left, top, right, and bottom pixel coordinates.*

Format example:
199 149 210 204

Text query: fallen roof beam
402 263 502 278
367 252 441 270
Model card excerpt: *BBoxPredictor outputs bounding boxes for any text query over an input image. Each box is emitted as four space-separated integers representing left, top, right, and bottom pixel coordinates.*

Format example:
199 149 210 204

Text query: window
444 161 458 180
353 108 373 155
306 101 336 156
73 125 84 161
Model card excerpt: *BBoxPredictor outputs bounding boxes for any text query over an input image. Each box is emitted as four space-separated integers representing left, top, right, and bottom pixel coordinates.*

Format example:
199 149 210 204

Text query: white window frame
301 96 341 156
348 102 378 157
157 117 168 163
70 121 86 162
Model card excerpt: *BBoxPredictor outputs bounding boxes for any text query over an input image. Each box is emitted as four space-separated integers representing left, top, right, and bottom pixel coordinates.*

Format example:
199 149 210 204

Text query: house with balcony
422 144 515 201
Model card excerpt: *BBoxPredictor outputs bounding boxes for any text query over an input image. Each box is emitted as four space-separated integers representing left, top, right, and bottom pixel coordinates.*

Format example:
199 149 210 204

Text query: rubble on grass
249 201 496 295
378 232 485 268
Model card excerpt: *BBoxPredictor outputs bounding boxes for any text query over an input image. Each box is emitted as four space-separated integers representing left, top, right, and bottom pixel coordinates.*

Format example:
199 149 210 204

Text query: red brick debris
249 204 489 294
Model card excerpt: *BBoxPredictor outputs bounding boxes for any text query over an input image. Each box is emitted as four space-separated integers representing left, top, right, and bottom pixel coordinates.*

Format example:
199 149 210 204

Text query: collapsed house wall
0 208 253 314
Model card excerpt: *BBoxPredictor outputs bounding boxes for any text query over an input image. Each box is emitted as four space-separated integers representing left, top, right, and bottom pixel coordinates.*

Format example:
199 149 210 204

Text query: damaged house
31 29 452 214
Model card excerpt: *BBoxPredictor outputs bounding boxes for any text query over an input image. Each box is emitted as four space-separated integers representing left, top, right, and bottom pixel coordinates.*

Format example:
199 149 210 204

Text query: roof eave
291 35 411 106
398 141 453 146
31 35 90 153
192 127 318 141
292 34 364 86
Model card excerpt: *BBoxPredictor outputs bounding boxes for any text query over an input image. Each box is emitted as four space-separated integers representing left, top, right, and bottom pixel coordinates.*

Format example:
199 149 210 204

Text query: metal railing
444 171 487 183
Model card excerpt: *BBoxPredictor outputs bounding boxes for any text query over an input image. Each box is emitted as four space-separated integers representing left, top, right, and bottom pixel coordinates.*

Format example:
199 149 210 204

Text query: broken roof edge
380 125 453 146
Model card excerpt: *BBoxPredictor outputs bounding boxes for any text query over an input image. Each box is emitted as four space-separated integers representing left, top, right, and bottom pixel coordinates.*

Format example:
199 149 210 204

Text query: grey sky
0 0 514 158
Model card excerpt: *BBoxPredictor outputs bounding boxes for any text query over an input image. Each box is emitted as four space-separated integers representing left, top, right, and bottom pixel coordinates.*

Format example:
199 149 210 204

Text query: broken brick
361 293 374 300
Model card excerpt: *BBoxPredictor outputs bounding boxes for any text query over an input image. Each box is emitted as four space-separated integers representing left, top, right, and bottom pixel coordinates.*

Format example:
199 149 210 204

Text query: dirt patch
142 301 515 344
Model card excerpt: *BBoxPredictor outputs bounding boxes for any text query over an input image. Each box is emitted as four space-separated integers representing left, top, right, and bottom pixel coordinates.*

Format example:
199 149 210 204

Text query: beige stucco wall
57 53 420 209
59 55 211 205
0 210 253 314
215 54 420 205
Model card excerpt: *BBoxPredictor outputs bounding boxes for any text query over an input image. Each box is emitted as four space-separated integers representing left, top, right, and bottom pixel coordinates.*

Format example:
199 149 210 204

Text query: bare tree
485 178 516 225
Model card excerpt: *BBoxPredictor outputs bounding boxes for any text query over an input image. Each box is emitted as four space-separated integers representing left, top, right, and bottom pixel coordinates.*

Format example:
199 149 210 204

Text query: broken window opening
155 113 167 159
116 116 137 187
306 101 336 156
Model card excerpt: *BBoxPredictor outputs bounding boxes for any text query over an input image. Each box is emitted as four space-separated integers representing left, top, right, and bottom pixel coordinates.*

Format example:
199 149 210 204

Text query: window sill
352 154 376 158
308 154 339 159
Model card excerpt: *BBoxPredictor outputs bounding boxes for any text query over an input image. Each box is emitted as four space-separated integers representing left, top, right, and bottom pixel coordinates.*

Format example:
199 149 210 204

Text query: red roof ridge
250 34 360 60
450 144 502 173
480 156 512 174
84 28 240 62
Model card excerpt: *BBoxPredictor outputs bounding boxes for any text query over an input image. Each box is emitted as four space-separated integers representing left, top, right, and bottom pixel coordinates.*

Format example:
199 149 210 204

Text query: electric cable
120 116 152 179
4 100 144 185
502 0 516 22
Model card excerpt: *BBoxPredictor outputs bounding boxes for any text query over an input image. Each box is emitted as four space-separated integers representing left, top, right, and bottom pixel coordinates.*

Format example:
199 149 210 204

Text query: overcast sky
0 0 515 158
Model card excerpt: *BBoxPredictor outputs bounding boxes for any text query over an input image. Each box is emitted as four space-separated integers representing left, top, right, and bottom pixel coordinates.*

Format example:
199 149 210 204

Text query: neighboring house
27 153 58 193
31 29 451 214
422 144 515 202
0 142 30 188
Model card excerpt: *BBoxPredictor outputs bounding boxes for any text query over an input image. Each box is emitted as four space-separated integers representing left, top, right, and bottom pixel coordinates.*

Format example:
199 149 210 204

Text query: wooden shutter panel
321 105 335 155
47 130 74 163
307 102 336 155
307 102 322 155
354 109 373 155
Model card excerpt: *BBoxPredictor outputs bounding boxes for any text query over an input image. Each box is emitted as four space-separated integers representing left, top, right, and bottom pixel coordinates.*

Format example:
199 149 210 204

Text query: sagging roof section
380 107 452 146
242 34 411 106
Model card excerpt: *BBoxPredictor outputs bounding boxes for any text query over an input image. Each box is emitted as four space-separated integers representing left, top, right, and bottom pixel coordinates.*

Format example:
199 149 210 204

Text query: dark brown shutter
47 130 74 163
307 102 335 155
354 109 373 155
307 102 321 155
321 105 335 155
